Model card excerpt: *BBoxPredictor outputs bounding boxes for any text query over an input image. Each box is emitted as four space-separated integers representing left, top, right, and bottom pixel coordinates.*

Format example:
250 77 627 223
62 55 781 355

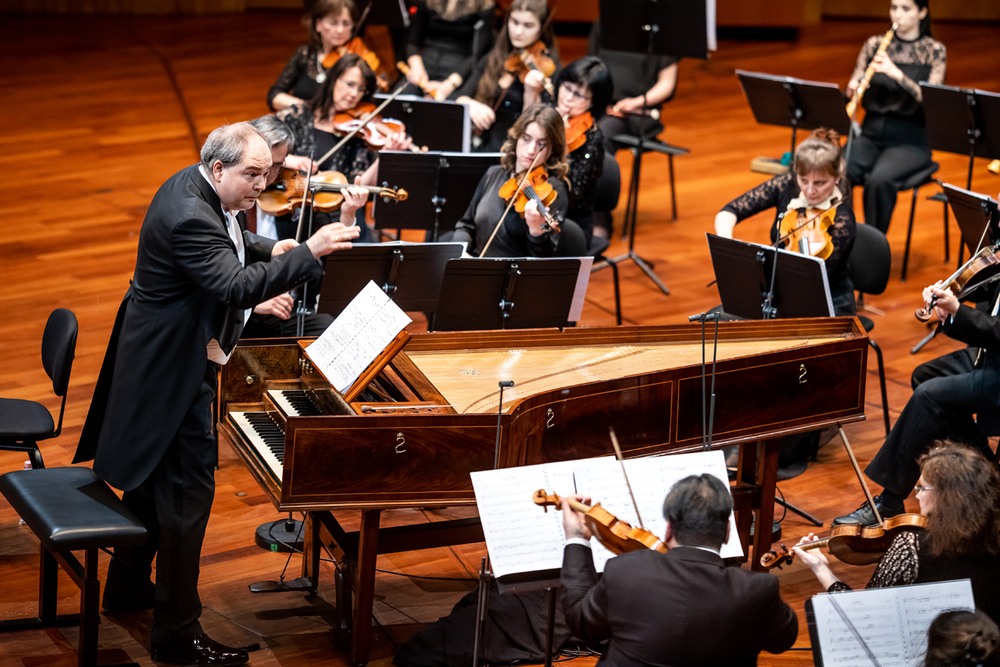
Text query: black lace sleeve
720 173 793 222
268 46 311 110
567 124 605 216
825 202 856 275
276 104 317 158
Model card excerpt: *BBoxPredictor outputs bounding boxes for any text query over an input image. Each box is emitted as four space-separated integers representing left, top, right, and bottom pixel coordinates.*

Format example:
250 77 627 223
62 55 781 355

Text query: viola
760 513 928 569
497 165 559 231
915 245 1000 322
777 205 837 259
257 167 407 215
503 41 556 97
532 490 668 555
321 37 389 91
564 112 593 153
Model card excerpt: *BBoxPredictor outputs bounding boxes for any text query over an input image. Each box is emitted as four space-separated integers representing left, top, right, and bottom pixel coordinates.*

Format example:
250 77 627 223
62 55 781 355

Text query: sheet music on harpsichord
305 281 411 393
470 451 742 579
808 579 974 667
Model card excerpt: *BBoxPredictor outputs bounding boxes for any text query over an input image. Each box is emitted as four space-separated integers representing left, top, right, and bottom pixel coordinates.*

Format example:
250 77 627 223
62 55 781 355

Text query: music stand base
609 250 670 295
255 518 305 553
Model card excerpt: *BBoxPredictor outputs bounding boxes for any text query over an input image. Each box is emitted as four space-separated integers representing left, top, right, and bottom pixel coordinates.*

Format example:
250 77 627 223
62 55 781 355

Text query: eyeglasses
915 484 935 493
560 83 592 103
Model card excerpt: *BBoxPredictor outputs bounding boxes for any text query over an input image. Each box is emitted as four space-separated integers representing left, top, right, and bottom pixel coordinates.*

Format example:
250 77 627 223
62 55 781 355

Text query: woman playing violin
451 104 582 258
276 54 413 241
795 442 1000 624
714 128 858 316
453 0 559 153
552 57 613 243
267 0 381 112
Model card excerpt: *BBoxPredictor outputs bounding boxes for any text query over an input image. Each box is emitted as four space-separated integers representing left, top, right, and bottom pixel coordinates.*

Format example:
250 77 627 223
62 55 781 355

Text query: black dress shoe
831 495 904 527
151 634 249 666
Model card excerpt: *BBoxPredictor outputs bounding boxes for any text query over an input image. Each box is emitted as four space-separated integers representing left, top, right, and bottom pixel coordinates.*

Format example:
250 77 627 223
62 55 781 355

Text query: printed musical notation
811 579 974 667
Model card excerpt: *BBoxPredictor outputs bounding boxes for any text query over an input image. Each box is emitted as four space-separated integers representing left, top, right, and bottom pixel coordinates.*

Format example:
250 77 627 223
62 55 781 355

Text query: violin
777 205 837 259
498 165 560 231
915 245 1000 322
257 167 407 215
564 112 593 153
331 102 421 152
396 61 443 100
532 490 668 555
503 42 556 97
321 37 389 91
760 513 928 569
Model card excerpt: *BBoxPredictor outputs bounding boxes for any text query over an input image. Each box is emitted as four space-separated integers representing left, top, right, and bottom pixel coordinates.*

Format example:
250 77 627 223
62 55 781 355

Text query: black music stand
707 234 835 320
373 151 500 240
433 258 585 331
373 94 471 152
315 243 464 321
356 0 408 28
922 83 1000 193
736 71 851 161
942 184 1000 259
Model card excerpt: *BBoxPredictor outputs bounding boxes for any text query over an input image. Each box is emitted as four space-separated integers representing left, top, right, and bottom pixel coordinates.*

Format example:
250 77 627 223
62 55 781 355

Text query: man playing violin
451 104 587 258
560 474 798 666
833 264 1000 527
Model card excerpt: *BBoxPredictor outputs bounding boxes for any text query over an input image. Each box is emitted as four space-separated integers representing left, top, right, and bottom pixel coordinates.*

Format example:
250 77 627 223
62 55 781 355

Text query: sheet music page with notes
305 281 411 392
811 579 974 667
471 451 741 579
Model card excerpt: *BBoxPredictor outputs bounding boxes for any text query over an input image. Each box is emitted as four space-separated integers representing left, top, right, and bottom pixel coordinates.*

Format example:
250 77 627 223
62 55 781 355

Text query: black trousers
106 361 219 645
865 348 994 498
846 114 932 234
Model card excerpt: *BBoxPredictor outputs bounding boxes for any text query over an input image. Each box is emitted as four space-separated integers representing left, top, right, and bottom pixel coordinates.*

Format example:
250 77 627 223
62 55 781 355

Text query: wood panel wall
824 0 1000 22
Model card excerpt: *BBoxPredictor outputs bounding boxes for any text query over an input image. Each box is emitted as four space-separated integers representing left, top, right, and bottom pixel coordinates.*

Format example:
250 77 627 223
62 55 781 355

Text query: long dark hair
499 104 568 181
909 0 933 38
308 53 376 120
919 441 1000 558
475 0 556 105
554 56 614 119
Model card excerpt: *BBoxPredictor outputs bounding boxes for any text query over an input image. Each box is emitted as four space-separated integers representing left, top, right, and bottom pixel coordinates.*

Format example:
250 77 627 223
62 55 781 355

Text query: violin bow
314 79 410 167
837 426 885 528
609 427 646 530
353 0 374 38
478 151 543 257
294 151 318 243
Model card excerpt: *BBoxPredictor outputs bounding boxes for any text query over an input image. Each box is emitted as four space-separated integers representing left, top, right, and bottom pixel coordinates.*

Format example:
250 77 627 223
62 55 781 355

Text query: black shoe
102 581 155 614
151 634 249 666
831 495 904 527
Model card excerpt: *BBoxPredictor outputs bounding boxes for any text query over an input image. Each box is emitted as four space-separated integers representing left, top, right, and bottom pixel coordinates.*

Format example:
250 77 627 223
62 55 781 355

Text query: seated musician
401 0 496 101
277 53 413 243
926 610 1000 667
714 128 858 317
560 474 798 666
586 18 678 155
453 0 559 153
450 104 587 258
552 56 613 244
795 442 1000 624
241 114 368 338
267 0 382 112
833 265 1000 527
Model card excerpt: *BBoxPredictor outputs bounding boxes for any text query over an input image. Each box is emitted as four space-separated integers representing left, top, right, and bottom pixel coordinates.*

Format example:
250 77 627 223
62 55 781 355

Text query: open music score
304 280 411 394
808 579 974 667
470 451 741 579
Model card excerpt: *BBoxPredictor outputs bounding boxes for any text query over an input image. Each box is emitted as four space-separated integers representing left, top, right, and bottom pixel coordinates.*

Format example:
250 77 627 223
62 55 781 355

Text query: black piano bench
0 466 147 667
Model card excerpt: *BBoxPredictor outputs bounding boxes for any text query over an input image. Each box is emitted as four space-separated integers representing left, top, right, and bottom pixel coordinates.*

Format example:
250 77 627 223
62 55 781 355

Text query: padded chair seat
0 467 146 552
0 397 55 440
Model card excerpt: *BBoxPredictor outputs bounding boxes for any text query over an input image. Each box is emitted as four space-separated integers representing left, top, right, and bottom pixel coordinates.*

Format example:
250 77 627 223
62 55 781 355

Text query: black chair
898 161 945 282
554 218 587 257
591 153 623 324
0 466 147 667
0 308 78 469
847 224 892 435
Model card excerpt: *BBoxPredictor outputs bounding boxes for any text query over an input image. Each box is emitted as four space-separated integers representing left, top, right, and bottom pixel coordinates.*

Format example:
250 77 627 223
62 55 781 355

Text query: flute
846 22 898 119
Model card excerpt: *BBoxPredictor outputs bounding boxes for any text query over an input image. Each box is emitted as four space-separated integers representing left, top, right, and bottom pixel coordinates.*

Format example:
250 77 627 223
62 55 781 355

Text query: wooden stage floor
1 12 999 667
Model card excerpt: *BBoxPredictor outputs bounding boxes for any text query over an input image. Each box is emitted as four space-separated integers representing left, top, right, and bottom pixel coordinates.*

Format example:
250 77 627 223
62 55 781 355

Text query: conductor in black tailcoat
73 122 359 666
559 474 798 667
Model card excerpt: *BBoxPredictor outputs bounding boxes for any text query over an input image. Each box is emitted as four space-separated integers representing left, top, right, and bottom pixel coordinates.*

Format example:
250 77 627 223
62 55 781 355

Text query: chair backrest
847 224 892 296
593 153 621 214
41 308 78 398
555 219 588 257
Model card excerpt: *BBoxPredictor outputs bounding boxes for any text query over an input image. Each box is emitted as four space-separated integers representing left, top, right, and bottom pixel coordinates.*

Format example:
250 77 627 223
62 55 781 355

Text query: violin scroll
759 544 794 570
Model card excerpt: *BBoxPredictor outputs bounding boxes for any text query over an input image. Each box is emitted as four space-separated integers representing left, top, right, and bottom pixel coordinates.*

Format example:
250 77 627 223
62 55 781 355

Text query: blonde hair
794 128 844 179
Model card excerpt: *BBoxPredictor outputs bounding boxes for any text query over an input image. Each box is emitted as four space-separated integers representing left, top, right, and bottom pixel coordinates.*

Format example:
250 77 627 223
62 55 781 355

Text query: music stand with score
373 94 471 152
433 258 589 332
315 243 464 321
736 71 851 162
941 184 999 259
373 151 500 241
